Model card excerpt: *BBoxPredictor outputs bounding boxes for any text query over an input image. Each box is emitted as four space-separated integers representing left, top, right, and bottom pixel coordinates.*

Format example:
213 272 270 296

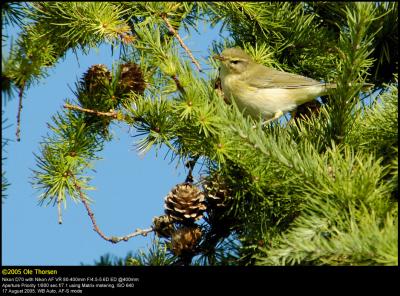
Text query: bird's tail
325 82 374 92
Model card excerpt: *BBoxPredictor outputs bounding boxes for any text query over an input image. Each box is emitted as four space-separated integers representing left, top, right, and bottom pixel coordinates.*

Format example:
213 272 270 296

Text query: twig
57 198 62 225
68 172 153 243
64 103 118 119
16 82 26 142
161 14 202 72
185 156 199 183
171 75 185 94
64 103 144 124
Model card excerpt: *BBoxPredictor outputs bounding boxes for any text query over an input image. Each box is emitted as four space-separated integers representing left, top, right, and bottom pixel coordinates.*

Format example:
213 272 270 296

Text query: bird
214 47 347 123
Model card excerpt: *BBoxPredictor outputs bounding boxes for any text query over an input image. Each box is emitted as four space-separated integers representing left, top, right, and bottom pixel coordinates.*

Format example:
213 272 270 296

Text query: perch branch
64 103 118 119
161 14 202 72
68 172 153 243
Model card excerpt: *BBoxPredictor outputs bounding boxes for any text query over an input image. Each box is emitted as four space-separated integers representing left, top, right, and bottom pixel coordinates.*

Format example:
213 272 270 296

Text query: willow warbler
214 47 337 123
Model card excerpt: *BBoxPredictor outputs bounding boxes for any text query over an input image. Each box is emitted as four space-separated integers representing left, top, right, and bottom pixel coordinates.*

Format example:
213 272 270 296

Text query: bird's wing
246 64 322 89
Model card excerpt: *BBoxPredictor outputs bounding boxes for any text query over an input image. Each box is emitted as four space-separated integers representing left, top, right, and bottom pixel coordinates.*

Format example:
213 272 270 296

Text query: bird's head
213 47 253 75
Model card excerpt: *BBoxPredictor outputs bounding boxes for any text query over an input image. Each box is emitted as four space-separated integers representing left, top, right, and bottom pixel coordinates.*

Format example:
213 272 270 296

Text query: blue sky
2 18 228 265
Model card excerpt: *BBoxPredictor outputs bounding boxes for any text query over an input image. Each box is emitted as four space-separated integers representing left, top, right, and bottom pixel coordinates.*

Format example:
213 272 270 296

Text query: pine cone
83 64 112 94
291 100 321 121
152 215 175 238
203 176 232 208
78 64 113 135
170 226 202 256
79 64 112 114
116 62 146 96
164 183 206 222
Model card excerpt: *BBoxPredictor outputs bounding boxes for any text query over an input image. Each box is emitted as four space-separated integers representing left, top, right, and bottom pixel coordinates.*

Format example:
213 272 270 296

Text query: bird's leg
261 110 283 126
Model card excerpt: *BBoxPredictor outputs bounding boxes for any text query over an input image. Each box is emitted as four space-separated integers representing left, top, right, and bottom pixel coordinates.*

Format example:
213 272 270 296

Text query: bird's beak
213 54 225 61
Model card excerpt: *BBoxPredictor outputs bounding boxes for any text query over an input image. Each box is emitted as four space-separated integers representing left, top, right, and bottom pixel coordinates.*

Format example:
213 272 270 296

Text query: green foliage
347 80 398 201
348 81 398 163
362 2 398 84
316 3 376 148
257 206 397 266
126 239 175 266
2 2 25 30
32 109 101 206
26 2 132 48
193 234 241 266
4 2 397 265
86 239 175 266
89 252 134 266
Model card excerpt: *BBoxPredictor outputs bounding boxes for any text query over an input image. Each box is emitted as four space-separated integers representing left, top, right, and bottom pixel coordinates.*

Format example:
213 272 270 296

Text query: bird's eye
230 60 240 65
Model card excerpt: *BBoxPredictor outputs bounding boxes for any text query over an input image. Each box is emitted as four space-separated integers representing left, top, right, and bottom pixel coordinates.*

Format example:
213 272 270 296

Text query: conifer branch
171 75 185 94
16 83 25 142
160 13 202 72
64 103 118 119
68 171 153 243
